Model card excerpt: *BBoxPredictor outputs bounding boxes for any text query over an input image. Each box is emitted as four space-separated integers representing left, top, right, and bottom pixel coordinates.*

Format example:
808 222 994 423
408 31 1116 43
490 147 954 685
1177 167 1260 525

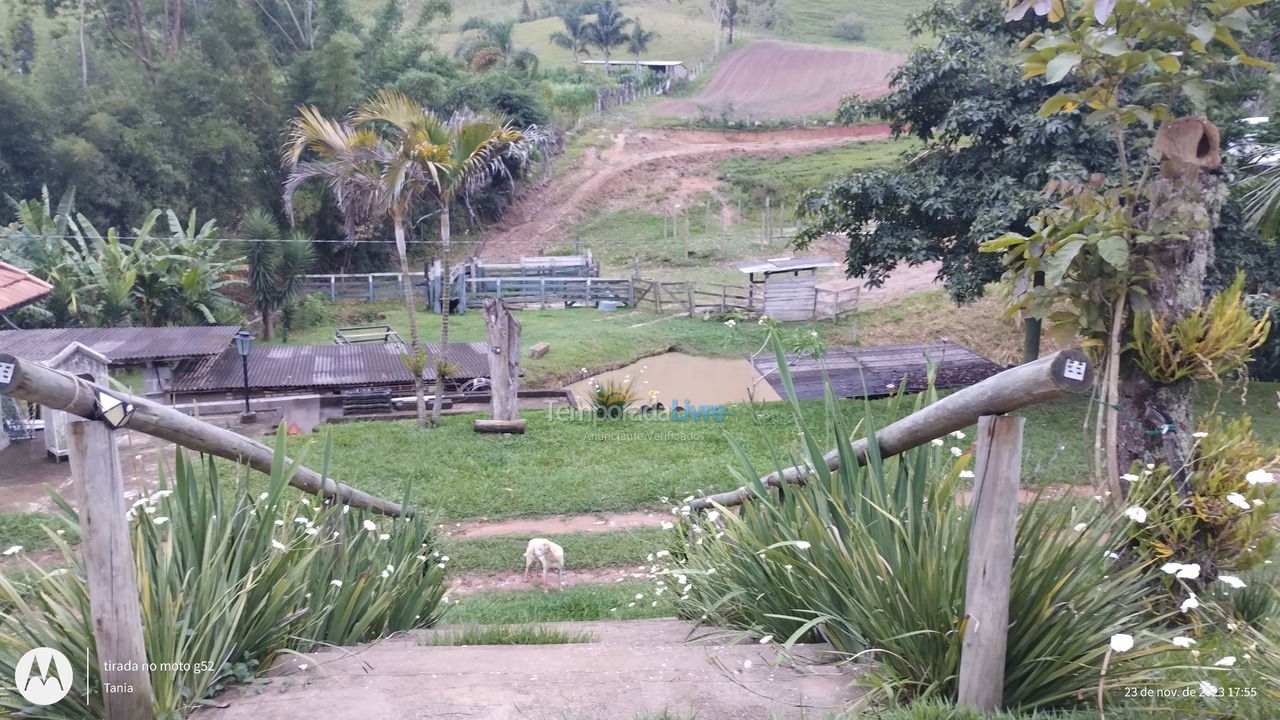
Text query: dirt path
478 124 891 258
448 565 651 596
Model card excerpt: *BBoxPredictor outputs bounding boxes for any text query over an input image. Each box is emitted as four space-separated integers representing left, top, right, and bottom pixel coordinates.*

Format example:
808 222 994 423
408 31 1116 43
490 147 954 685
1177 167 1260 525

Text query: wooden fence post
69 419 155 720
958 414 1025 713
475 299 525 434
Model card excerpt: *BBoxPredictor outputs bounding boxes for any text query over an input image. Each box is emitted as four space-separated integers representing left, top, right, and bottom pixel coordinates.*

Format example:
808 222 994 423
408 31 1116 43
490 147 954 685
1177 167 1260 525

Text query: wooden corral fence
688 349 1095 714
462 276 634 309
0 353 411 720
300 272 428 303
632 279 760 316
814 287 860 320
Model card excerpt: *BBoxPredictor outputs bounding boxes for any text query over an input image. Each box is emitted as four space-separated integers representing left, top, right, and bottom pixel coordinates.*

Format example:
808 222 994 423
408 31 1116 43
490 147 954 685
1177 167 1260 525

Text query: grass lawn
444 528 668 573
0 512 76 554
280 303 851 387
442 581 668 623
716 139 917 206
282 382 1280 521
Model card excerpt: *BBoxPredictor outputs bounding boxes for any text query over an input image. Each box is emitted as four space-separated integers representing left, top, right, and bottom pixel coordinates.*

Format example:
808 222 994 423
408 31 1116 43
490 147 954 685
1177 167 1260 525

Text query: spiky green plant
0 427 446 719
586 378 639 419
666 331 1186 711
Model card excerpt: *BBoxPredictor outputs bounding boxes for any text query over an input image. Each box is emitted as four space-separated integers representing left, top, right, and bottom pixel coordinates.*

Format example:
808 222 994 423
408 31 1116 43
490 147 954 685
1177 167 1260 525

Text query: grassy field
775 0 933 51
445 528 667 573
716 139 916 205
443 581 668 623
273 383 1279 521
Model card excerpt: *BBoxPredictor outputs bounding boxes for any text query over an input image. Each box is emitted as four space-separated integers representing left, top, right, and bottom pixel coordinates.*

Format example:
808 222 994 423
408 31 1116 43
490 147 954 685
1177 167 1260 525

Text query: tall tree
584 0 632 68
550 8 593 60
241 209 316 340
284 91 544 425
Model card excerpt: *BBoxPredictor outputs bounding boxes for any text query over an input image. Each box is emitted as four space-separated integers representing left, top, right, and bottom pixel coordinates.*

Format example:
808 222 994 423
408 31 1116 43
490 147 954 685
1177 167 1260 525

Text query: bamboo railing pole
690 349 1092 511
0 354 409 516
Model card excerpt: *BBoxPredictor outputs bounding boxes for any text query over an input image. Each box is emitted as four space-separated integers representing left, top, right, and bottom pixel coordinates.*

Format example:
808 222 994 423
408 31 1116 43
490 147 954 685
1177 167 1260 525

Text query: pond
564 352 781 408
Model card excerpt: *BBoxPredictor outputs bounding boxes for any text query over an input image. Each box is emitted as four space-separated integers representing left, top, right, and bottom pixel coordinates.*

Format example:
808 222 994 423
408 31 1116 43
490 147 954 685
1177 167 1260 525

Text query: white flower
661 521 674 530
1214 656 1236 667
271 539 287 552
1074 523 1088 532
1124 506 1148 523
1245 469 1275 485
951 431 965 440
950 447 963 457
294 517 309 524
305 527 319 536
1120 473 1140 483
1199 681 1219 695
274 519 284 526
656 550 670 558
1161 562 1200 580
386 564 395 573
1226 493 1251 510
723 319 736 328
742 660 753 670
1171 636 1195 648
153 516 170 525
794 541 811 550
930 438 944 447
707 510 720 522
330 579 343 587
959 470 975 479
759 635 773 644
1109 634 1134 653
635 593 644 600
2 545 23 556
1180 593 1200 612
363 519 377 532
1192 431 1208 438
259 492 270 500
1218 575 1246 589
379 533 391 541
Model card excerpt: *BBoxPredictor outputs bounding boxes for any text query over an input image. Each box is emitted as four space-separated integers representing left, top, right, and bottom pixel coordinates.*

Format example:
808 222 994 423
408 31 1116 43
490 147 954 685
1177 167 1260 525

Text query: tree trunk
260 306 274 341
432 208 451 425
394 217 428 427
1115 117 1225 484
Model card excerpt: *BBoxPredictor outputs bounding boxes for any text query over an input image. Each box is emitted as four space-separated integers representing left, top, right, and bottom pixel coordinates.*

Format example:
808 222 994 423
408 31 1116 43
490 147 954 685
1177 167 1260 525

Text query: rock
529 342 551 359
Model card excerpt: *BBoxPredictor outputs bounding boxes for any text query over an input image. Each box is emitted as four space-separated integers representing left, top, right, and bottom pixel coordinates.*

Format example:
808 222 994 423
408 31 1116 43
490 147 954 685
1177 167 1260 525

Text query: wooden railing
814 286 860 320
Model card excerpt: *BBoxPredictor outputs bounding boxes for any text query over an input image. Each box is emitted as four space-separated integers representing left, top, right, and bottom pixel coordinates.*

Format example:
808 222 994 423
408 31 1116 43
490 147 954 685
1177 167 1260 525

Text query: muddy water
564 352 781 408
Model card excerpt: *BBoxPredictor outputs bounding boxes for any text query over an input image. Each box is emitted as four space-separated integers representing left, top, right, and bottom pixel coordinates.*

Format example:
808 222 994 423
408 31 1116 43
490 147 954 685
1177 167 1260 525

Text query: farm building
735 257 840 322
0 262 54 320
579 59 688 78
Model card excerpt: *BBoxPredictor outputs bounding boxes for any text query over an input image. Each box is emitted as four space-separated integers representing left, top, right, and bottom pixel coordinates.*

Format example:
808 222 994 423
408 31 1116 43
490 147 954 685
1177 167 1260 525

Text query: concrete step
195 619 864 720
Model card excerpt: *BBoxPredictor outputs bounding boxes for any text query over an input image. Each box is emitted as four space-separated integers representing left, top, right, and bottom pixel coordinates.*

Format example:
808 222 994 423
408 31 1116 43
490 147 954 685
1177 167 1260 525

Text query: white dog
523 538 565 591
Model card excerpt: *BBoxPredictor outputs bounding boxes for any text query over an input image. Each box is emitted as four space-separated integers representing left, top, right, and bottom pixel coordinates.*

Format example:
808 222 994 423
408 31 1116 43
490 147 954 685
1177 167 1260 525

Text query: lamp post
233 330 255 423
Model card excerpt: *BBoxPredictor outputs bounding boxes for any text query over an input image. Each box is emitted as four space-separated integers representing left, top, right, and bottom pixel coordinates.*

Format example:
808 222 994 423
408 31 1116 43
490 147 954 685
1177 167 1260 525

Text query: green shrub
0 428 446 719
1245 292 1280 381
290 292 334 332
664 334 1181 711
585 378 639 419
835 14 867 42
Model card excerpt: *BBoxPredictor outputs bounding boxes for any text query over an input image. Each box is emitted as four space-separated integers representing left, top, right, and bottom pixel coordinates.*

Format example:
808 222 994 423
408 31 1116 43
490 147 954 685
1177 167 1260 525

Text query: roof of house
734 257 839 275
171 342 493 393
751 342 1004 401
0 262 54 314
0 326 242 364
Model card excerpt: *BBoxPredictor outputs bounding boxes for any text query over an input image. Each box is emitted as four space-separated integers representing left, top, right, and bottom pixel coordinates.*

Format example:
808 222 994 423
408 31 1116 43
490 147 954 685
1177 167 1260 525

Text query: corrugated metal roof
0 326 241 364
735 257 839 274
171 342 492 393
0 262 54 313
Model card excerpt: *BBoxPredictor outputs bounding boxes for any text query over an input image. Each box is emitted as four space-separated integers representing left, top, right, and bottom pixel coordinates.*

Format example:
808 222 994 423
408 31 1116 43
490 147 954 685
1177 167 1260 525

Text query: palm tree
284 90 543 426
550 9 592 60
627 18 657 68
584 0 632 69
457 17 539 74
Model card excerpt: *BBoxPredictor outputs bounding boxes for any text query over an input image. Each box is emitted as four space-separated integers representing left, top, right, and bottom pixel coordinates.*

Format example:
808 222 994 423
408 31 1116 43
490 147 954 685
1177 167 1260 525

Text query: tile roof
0 262 54 314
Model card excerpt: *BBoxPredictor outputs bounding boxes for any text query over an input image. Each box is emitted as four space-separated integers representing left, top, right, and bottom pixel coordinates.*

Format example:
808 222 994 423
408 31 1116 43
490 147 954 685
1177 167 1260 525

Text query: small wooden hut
43 342 110 459
735 257 839 322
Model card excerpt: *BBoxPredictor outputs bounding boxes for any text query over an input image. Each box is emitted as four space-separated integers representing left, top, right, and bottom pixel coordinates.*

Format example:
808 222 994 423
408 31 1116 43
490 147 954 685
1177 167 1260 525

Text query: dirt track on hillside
654 40 903 120
478 123 891 258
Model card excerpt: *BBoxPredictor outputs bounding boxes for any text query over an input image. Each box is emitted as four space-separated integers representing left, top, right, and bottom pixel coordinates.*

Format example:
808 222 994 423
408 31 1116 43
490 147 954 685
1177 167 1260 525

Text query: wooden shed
43 342 110 459
735 257 839 322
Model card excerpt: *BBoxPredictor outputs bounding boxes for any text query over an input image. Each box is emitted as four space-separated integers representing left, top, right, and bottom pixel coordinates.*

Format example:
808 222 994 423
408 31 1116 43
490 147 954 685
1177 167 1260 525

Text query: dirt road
478 123 891 259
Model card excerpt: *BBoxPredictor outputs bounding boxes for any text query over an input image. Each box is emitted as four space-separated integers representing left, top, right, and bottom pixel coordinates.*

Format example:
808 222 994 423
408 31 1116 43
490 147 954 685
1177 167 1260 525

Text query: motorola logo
14 647 73 706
